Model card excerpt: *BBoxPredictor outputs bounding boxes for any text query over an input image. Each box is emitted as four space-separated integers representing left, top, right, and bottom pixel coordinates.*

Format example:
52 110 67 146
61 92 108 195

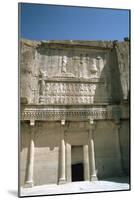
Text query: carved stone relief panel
37 47 107 80
23 46 109 104
38 81 106 104
44 82 97 95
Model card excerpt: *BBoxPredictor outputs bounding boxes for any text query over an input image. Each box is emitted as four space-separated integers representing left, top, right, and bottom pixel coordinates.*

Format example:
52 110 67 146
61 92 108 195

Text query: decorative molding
21 104 129 121
39 77 105 83
21 108 111 121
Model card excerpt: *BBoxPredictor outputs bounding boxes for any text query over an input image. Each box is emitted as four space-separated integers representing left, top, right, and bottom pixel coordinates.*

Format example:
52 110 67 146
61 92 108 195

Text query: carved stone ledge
39 77 105 83
21 103 129 122
21 108 112 121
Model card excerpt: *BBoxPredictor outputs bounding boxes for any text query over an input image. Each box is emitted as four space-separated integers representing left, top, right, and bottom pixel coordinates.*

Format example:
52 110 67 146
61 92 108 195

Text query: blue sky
19 3 130 41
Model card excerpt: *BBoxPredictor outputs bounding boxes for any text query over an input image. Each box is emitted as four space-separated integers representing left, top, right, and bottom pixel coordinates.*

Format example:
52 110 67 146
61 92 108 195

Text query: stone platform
20 177 129 197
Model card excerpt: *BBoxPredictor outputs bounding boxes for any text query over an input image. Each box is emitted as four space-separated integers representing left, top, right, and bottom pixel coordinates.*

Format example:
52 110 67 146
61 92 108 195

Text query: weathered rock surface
19 39 130 190
20 39 129 105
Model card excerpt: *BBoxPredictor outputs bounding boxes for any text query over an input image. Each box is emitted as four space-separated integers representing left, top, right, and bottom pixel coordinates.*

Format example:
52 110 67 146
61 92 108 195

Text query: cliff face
115 41 130 100
20 40 130 187
20 39 129 105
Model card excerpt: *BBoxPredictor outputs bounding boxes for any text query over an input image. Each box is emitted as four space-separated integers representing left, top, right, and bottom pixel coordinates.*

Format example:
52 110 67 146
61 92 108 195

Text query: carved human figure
90 84 96 95
70 84 74 92
96 56 104 75
75 97 78 104
80 97 84 104
90 58 98 74
67 84 71 92
62 97 65 104
84 84 89 93
90 97 93 104
87 97 90 104
54 83 59 92
46 83 50 92
67 97 70 104
56 83 60 92
38 70 46 97
79 55 89 78
61 56 67 73
80 84 84 91
70 96 74 104
75 84 78 92
55 97 59 104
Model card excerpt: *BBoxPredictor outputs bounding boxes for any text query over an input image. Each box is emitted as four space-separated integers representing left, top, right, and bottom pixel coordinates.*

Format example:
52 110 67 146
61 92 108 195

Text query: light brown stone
20 39 130 188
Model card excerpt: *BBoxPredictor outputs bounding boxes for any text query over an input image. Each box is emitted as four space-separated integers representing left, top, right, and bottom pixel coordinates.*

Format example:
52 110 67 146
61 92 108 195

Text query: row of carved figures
39 55 104 76
39 82 97 94
39 96 95 104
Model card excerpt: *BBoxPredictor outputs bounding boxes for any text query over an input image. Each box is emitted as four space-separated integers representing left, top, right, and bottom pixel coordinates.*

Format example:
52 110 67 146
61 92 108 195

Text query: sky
19 3 130 41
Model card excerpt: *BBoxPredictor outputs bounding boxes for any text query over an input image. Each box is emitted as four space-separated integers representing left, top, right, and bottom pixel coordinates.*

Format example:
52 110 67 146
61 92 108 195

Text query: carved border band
21 108 111 121
21 104 129 121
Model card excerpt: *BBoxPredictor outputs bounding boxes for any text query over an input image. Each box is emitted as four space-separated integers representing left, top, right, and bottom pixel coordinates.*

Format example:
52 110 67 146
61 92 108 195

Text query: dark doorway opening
71 163 84 182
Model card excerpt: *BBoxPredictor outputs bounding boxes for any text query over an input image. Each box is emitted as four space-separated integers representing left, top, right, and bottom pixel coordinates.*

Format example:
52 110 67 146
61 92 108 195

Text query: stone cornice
21 108 109 121
20 39 129 52
39 77 105 83
20 39 114 50
21 105 129 121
